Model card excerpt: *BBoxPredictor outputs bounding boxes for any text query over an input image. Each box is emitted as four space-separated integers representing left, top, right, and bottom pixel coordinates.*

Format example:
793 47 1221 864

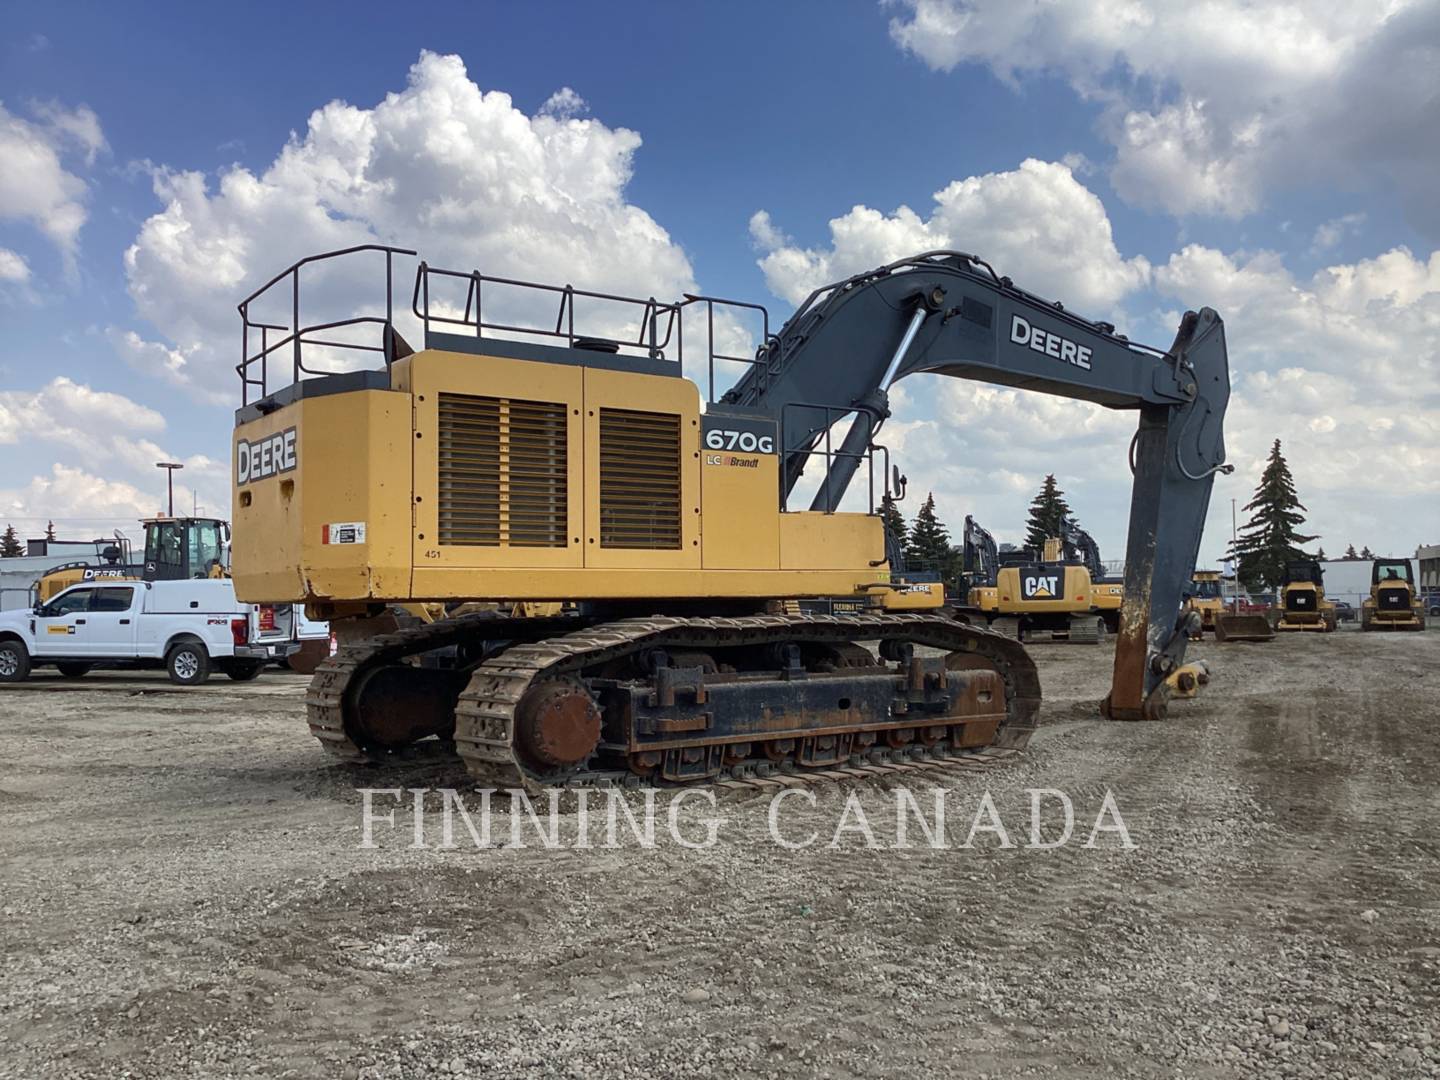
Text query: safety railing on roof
236 245 415 407
234 245 891 517
412 263 683 361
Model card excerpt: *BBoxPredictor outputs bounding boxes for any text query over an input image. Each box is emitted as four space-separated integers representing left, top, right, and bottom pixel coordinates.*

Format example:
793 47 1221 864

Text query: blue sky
2 1 1437 561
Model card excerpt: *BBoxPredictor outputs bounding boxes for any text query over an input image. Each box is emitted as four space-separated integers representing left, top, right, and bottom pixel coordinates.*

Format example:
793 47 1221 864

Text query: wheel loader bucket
1213 613 1276 643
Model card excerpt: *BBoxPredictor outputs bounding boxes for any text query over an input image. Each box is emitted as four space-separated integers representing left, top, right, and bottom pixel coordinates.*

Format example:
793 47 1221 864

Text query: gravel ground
0 626 1436 1079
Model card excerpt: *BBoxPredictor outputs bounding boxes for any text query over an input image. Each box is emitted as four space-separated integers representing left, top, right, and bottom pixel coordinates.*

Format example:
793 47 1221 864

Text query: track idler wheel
514 678 602 771
348 664 469 751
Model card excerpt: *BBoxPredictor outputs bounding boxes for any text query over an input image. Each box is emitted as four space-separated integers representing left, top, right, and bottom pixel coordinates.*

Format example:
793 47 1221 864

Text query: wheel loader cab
142 517 229 582
1275 559 1336 633
1361 558 1424 631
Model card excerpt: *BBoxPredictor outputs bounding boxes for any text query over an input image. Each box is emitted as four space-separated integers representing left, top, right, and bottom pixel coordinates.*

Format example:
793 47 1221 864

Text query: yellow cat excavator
229 245 1233 786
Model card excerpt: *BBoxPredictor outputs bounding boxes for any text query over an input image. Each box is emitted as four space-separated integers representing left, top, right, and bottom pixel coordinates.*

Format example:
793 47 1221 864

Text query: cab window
190 521 223 578
146 522 185 572
91 587 136 612
42 588 95 617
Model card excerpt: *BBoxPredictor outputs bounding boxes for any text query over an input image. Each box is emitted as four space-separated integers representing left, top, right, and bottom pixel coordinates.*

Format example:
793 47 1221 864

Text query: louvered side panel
438 393 567 548
599 408 681 549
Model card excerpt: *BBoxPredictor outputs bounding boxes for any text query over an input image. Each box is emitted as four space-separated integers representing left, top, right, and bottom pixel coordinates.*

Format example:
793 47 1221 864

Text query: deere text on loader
34 517 230 603
1361 558 1425 631
230 246 1233 787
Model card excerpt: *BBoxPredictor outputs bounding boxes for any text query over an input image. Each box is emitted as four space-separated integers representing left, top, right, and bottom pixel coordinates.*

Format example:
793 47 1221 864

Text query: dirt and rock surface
1 627 1436 1079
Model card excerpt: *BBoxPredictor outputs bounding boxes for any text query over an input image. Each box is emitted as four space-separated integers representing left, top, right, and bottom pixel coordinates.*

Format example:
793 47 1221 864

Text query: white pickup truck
0 579 294 685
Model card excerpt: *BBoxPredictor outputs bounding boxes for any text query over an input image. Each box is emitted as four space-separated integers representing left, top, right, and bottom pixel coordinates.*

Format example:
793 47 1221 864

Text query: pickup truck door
32 586 97 657
83 586 139 653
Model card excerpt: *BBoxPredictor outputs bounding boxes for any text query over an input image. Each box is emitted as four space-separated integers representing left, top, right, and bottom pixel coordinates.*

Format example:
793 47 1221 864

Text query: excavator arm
1062 519 1108 582
962 514 999 587
718 251 1232 721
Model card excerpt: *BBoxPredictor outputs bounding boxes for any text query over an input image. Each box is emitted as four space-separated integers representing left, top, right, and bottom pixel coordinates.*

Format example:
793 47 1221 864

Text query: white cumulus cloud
120 51 699 404
0 99 106 264
750 158 1150 313
887 0 1440 225
0 247 30 283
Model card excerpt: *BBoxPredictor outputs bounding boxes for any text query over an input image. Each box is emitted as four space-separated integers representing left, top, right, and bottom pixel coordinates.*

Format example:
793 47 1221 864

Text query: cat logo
1022 573 1060 599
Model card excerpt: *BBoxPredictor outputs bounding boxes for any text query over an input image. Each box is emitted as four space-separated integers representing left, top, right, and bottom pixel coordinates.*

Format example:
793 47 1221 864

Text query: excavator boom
719 251 1231 719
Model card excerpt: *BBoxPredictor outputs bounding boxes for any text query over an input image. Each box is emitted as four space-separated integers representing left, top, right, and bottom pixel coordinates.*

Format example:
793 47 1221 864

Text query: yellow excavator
1183 570 1275 642
1360 558 1425 631
962 519 1117 644
1275 559 1337 632
230 245 1233 785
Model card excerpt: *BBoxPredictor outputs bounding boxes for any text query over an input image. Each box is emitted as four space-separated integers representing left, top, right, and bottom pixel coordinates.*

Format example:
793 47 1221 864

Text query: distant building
1418 544 1439 591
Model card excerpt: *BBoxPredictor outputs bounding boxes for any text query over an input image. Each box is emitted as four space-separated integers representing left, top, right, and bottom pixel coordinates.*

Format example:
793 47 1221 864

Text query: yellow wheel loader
1183 570 1275 642
1275 560 1337 632
1360 559 1425 631
230 246 1234 785
34 517 231 602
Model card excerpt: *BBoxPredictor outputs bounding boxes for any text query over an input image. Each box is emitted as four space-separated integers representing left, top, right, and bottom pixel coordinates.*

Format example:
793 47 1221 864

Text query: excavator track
307 613 1040 791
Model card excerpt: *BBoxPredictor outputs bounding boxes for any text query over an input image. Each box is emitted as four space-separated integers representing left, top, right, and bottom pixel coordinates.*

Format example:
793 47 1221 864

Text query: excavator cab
1361 558 1424 631
1276 559 1336 633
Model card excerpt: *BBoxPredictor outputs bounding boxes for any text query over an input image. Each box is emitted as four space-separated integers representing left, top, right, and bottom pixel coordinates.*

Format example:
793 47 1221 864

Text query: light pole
156 462 184 517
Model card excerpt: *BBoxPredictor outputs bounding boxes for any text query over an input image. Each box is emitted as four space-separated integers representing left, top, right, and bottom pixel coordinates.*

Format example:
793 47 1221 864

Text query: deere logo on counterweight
236 427 297 485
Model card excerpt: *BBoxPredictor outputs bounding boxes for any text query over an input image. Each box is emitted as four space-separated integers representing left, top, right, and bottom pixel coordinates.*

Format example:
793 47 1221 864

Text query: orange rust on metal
515 680 601 768
655 714 711 734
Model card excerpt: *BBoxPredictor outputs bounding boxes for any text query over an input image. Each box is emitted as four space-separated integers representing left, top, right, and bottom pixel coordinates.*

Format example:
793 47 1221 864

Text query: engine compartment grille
1378 586 1411 611
599 408 681 549
438 393 567 547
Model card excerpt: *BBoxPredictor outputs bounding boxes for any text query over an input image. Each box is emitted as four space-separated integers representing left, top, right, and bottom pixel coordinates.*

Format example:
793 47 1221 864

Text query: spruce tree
879 495 907 552
1228 439 1318 591
905 493 953 576
1023 475 1072 553
0 525 22 558
1316 546 1326 561
1344 544 1359 560
44 520 56 541
1360 545 1374 559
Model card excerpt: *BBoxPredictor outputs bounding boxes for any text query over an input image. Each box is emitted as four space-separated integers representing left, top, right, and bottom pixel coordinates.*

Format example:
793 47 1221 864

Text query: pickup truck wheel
0 641 30 683
166 641 211 686
222 660 264 682
56 662 92 678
